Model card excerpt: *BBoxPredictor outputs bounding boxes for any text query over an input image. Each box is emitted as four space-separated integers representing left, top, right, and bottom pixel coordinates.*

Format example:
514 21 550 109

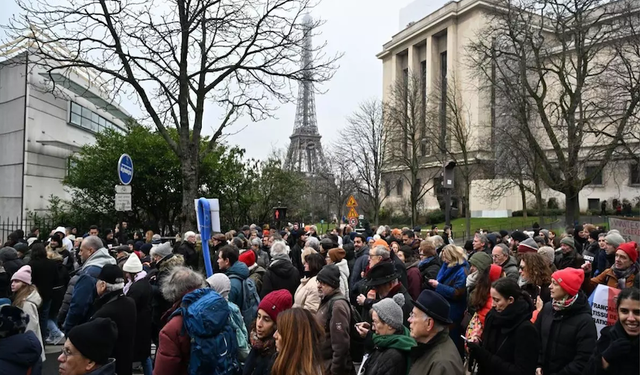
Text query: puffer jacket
58 248 116 330
260 255 300 299
534 292 597 375
0 247 25 277
293 275 321 313
584 320 639 375
360 328 416 375
226 261 250 308
335 259 350 298
154 301 190 375
0 331 43 375
418 256 442 288
316 289 354 375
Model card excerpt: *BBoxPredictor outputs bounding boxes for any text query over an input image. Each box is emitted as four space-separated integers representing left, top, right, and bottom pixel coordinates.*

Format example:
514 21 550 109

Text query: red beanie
617 241 638 263
238 250 256 267
258 289 292 322
552 268 584 296
489 264 502 282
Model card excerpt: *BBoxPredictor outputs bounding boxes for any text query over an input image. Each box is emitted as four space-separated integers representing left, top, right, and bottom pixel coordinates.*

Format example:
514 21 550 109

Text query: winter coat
176 241 197 269
500 256 519 282
582 242 600 264
148 253 184 335
434 262 468 324
316 289 354 375
293 275 321 313
405 261 422 300
360 328 416 375
0 247 25 277
256 249 270 270
584 267 638 295
595 251 615 276
534 292 597 375
390 251 409 291
554 249 584 270
91 290 137 375
20 289 45 362
584 320 639 375
59 247 116 332
335 259 350 297
0 268 10 299
471 298 539 375
418 256 442 288
0 331 43 375
386 283 414 328
243 340 276 375
350 246 370 288
126 276 153 361
87 359 117 375
247 264 266 295
154 302 190 375
28 257 59 304
408 330 464 375
226 261 251 307
290 242 305 276
260 255 300 299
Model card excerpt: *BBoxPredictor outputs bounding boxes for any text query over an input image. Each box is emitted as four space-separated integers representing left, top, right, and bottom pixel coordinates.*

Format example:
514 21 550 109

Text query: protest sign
608 217 640 243
588 284 621 338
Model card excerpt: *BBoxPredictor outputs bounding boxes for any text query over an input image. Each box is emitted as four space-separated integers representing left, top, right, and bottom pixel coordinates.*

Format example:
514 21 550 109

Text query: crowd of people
0 221 638 375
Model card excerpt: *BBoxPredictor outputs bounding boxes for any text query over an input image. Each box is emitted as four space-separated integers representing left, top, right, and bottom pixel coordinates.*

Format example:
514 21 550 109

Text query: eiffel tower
284 14 327 175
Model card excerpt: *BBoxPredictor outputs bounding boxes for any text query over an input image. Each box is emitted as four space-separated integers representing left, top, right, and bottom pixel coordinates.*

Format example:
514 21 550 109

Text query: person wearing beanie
354 294 417 375
316 264 356 374
326 248 350 298
239 249 266 295
244 289 293 375
554 236 584 271
91 264 136 375
517 237 539 254
467 251 492 290
60 318 118 375
122 254 153 374
10 264 45 362
584 241 639 294
535 267 596 375
0 246 25 277
491 244 519 282
0 304 43 374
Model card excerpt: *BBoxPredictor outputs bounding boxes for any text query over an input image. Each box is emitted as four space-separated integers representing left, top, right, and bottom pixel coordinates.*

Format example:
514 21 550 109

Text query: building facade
0 50 128 227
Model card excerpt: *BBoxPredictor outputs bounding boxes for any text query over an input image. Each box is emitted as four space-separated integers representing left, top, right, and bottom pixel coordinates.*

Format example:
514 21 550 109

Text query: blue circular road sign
117 154 134 185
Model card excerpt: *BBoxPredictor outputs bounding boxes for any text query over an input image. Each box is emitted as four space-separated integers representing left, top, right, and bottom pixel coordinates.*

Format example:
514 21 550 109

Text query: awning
36 139 82 152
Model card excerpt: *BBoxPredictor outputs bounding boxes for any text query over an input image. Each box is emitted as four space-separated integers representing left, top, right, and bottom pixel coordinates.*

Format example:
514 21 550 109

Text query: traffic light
274 207 287 222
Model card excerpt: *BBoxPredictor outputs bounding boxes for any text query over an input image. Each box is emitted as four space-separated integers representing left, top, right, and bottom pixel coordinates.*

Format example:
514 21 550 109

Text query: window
588 198 600 211
439 51 447 150
396 179 403 196
402 67 409 157
585 166 603 185
630 162 640 185
420 60 428 156
385 180 391 197
69 102 123 133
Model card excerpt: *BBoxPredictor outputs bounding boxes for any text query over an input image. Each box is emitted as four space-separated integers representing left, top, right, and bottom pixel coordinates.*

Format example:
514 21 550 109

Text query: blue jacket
226 261 250 308
0 331 43 375
350 245 370 288
435 261 468 324
63 266 101 333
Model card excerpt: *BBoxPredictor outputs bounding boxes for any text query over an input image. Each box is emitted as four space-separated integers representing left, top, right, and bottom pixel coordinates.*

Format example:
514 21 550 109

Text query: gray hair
104 281 124 293
271 240 289 255
82 236 104 252
250 238 261 247
371 246 390 260
475 233 488 245
161 266 205 303
494 243 510 256
305 237 320 252
431 235 444 247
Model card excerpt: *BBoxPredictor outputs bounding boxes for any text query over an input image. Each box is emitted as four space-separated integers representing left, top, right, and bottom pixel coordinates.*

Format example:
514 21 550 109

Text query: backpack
228 275 260 330
171 288 240 375
325 295 365 362
227 301 250 361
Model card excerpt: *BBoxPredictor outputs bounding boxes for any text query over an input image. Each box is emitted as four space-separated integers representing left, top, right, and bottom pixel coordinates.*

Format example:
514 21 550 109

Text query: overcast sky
2 0 450 161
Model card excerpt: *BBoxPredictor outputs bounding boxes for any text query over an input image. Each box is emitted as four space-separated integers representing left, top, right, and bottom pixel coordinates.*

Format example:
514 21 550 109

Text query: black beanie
317 264 341 289
68 318 118 364
97 264 124 285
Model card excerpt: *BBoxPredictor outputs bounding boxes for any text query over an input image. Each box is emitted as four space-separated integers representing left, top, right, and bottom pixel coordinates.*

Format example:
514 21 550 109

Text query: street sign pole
116 154 133 212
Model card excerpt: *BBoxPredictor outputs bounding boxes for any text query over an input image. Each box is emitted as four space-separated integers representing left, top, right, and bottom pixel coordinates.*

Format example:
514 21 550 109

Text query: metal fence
0 216 99 244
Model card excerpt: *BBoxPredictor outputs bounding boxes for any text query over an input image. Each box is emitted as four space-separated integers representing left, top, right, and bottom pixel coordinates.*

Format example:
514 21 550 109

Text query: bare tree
4 0 339 229
316 151 357 221
385 72 439 227
335 99 390 225
468 0 640 225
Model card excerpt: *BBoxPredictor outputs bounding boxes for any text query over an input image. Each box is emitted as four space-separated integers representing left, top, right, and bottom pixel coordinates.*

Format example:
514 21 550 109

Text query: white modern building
0 45 129 225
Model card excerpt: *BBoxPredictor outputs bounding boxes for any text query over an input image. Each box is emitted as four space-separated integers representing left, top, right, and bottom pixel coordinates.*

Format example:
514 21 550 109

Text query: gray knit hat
372 294 405 330
150 242 172 259
207 274 231 299
605 232 625 249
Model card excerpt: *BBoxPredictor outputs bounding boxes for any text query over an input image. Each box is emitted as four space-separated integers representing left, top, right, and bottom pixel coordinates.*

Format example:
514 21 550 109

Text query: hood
158 253 184 272
82 248 116 270
26 290 42 306
354 245 369 259
268 258 297 278
0 247 19 262
89 359 116 375
227 261 250 279
503 256 518 269
335 259 349 277
0 331 42 367
249 264 266 276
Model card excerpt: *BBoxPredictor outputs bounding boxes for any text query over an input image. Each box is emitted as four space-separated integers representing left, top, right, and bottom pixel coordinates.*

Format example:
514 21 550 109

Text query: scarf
517 275 528 287
466 270 479 288
372 327 416 375
124 271 148 294
552 293 578 311
250 327 276 355
612 263 638 289
419 256 435 268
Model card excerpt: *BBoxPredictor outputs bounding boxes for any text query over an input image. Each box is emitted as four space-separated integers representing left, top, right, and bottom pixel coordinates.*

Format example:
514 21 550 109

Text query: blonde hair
12 283 39 309
301 246 317 265
441 244 467 267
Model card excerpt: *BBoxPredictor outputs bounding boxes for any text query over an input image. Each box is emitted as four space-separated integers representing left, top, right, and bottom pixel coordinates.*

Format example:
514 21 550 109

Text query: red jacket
406 262 422 300
153 306 190 375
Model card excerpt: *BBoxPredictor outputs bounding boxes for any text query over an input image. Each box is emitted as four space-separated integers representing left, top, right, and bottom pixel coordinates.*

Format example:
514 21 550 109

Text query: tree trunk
180 152 199 232
519 184 528 219
535 181 544 226
565 189 580 226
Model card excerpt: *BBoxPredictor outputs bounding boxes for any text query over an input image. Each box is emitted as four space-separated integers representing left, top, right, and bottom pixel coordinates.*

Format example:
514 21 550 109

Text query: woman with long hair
518 252 552 322
272 307 325 375
294 252 325 313
244 290 293 375
466 264 503 342
467 278 540 375
11 265 45 362
585 287 639 375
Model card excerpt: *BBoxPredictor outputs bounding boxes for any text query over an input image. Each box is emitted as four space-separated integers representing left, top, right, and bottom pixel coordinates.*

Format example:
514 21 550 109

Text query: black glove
467 341 481 353
601 338 632 363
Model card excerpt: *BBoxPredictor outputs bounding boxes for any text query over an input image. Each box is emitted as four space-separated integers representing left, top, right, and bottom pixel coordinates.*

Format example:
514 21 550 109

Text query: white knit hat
122 253 143 273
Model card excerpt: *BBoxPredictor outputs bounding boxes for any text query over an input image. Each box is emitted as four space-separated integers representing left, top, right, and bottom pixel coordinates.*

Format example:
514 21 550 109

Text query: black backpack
324 295 365 362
